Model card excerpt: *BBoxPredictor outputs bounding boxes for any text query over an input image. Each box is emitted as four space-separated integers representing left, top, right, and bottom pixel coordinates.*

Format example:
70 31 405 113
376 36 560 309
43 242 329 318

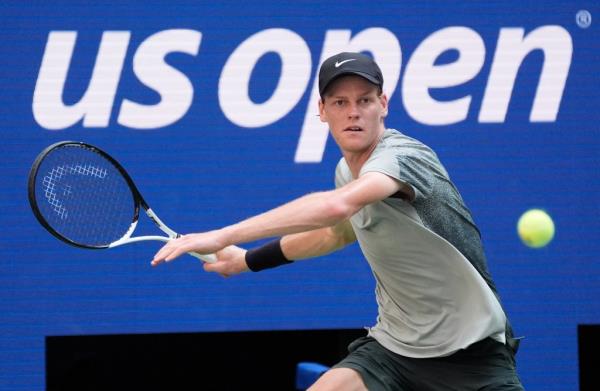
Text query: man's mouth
344 126 363 132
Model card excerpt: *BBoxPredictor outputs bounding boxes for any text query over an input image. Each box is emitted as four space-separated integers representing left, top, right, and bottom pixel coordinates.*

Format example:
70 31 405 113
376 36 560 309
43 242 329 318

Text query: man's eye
334 100 345 106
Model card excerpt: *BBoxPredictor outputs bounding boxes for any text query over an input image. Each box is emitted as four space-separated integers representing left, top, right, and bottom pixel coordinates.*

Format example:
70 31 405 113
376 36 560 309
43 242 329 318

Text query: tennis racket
28 141 217 263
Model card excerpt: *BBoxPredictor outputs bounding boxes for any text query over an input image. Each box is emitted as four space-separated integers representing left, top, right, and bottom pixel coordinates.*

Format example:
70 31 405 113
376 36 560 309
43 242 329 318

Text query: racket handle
189 251 217 263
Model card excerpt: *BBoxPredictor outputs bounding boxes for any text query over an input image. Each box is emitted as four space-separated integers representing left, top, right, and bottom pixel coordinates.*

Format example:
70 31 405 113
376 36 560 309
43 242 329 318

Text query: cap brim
320 70 381 96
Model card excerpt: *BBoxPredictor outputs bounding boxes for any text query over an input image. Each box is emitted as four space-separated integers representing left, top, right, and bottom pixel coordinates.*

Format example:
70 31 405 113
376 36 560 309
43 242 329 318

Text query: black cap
318 52 383 97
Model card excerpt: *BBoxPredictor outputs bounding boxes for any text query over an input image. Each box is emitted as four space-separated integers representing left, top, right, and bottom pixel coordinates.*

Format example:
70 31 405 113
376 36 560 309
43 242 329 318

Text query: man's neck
343 128 385 179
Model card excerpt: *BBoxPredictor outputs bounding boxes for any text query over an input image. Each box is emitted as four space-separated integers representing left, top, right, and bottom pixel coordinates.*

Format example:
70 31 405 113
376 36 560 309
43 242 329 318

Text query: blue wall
1 1 598 389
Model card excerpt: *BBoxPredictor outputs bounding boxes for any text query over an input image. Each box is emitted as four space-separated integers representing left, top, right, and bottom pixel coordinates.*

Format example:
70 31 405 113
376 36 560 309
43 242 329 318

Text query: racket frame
28 141 216 263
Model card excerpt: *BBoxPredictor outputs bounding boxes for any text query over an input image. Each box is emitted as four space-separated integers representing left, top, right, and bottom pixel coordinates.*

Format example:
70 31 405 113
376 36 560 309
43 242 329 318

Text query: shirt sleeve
334 158 351 189
359 147 437 201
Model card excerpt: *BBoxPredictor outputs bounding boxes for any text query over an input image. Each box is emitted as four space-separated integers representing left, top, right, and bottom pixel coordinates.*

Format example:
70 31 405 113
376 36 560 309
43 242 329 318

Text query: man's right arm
154 171 401 267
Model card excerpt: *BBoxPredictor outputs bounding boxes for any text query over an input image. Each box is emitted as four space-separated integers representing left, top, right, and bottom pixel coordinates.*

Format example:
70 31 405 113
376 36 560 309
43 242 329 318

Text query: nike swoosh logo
335 59 357 68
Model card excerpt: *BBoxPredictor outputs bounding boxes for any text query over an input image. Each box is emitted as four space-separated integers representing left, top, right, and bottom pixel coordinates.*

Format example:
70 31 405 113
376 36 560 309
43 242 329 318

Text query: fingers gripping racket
28 141 217 263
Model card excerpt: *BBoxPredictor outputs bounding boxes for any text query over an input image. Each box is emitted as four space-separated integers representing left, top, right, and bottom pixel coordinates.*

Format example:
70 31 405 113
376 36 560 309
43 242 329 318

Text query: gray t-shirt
335 129 506 358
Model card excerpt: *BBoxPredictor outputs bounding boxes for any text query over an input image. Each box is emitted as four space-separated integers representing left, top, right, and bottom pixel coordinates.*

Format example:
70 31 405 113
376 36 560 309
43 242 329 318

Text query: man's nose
347 103 360 118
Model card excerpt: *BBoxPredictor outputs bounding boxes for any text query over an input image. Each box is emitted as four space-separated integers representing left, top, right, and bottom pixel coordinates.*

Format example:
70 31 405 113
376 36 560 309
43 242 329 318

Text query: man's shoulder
376 128 436 161
334 157 352 187
382 128 426 150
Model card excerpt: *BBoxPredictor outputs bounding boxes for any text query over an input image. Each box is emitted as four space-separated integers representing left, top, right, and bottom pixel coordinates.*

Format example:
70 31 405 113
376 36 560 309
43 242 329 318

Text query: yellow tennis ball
517 209 555 248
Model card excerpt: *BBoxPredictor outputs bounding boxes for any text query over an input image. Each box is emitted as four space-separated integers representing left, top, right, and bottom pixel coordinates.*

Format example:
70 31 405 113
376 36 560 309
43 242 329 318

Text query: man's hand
151 229 229 266
203 245 249 277
151 230 249 277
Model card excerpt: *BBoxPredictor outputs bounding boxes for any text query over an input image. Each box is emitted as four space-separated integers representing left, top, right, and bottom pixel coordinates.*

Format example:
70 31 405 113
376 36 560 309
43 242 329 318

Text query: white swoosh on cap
334 59 357 68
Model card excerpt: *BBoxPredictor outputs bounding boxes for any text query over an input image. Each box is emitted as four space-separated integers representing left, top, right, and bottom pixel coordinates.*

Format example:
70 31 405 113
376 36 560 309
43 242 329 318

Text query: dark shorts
333 336 524 391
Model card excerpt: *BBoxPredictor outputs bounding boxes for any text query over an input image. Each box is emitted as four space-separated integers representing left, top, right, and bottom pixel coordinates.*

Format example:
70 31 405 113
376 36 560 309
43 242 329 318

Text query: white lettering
32 25 573 152
118 29 201 129
33 31 129 129
402 27 485 125
479 26 573 122
219 28 311 127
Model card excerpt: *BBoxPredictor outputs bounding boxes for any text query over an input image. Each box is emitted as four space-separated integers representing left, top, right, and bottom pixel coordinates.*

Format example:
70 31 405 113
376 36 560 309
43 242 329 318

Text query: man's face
319 75 388 155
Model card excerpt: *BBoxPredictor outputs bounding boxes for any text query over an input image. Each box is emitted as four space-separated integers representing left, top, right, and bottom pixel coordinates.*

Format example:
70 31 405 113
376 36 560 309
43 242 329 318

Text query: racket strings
34 145 136 247
42 164 108 220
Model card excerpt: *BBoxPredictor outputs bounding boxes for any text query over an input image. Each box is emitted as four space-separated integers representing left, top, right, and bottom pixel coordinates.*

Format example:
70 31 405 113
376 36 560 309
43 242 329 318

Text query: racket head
28 141 144 249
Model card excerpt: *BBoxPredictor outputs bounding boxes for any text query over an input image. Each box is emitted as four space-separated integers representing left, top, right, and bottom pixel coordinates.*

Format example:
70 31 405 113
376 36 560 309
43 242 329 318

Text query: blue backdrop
1 0 598 389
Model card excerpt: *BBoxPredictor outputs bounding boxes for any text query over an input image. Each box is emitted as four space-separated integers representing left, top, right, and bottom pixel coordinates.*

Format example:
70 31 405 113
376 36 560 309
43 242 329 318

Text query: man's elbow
322 196 358 225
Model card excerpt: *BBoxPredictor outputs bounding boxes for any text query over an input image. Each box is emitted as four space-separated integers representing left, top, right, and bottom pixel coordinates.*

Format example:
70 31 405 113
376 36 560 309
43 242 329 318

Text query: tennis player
152 52 524 390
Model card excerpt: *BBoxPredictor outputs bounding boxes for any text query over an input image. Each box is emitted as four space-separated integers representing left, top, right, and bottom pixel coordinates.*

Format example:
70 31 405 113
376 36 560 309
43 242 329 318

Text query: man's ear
380 93 389 118
318 98 327 123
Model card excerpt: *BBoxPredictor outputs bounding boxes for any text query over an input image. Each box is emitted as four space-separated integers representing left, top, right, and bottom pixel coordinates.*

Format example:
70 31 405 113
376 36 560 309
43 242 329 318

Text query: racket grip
189 251 217 263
